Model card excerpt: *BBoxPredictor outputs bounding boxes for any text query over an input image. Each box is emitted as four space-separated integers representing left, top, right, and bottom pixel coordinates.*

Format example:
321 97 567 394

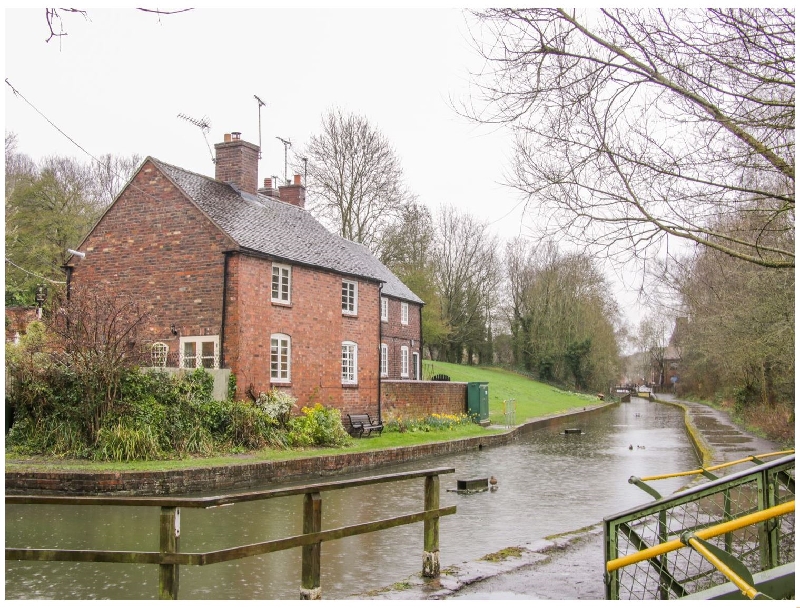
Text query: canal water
5 398 700 600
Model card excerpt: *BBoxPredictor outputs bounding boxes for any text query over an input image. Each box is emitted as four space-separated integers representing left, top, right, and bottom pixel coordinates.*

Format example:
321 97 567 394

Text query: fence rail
604 455 795 600
6 467 456 600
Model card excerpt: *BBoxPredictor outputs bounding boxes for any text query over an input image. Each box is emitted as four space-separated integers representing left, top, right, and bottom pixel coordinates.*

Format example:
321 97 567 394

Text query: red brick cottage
64 132 423 421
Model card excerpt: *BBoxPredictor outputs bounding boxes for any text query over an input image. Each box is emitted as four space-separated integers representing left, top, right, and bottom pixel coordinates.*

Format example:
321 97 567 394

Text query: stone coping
5 402 613 496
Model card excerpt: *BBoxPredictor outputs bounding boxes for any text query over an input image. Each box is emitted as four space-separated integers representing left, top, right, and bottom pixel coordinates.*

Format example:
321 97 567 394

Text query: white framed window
179 336 219 369
401 345 409 378
342 341 358 384
342 280 358 315
381 297 388 322
412 352 420 380
380 343 388 377
401 302 409 325
272 263 291 304
151 342 169 367
270 333 291 382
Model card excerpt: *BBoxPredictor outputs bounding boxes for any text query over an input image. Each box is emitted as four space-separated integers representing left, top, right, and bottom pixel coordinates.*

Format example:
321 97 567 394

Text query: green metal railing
604 454 794 600
6 467 456 600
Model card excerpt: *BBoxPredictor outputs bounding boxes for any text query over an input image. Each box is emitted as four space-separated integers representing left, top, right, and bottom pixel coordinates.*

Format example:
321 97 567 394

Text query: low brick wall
380 380 467 420
4 403 614 496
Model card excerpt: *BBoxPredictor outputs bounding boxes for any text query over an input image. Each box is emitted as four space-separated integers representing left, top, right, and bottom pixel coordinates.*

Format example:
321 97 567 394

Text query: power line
5 258 66 284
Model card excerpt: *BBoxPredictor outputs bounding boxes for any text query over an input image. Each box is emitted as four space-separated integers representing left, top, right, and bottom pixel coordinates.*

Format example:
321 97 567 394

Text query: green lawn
5 363 599 473
424 360 600 425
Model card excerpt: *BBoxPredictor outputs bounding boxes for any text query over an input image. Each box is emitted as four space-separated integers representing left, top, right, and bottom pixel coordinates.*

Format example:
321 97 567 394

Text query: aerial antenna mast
276 136 292 184
177 113 214 163
254 94 266 159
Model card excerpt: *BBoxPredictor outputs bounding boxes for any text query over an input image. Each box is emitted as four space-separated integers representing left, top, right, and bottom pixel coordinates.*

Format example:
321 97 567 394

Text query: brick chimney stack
214 132 260 195
258 177 281 199
278 174 306 208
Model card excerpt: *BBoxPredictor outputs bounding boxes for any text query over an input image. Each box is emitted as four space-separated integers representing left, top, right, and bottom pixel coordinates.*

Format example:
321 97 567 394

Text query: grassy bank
5 363 599 473
424 361 600 425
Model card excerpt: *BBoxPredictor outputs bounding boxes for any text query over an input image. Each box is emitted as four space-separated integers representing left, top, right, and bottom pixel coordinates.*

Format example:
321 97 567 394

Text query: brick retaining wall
380 380 467 420
4 404 613 496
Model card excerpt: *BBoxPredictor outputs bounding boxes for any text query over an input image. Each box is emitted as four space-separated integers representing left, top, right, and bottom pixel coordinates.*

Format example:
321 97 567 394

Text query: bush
94 422 162 461
224 400 288 450
288 404 352 447
255 388 296 428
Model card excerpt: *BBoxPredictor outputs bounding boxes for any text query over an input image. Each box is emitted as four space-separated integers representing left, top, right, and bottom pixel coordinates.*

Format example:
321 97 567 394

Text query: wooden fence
6 467 456 600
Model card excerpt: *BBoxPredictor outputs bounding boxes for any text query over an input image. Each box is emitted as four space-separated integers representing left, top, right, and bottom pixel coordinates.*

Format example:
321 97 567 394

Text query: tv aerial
276 136 292 184
178 112 215 163
254 94 266 159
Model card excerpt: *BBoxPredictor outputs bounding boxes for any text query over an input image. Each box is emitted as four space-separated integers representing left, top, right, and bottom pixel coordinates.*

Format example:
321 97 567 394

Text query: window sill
342 311 358 317
271 300 292 308
341 383 359 388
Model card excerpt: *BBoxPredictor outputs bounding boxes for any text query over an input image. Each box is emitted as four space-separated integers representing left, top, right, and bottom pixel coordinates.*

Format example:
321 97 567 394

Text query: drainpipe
220 252 230 369
377 284 383 424
419 301 424 380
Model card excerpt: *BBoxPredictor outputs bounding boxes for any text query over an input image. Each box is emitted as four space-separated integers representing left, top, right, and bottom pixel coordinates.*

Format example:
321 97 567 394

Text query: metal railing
6 467 456 600
503 398 516 427
604 454 794 600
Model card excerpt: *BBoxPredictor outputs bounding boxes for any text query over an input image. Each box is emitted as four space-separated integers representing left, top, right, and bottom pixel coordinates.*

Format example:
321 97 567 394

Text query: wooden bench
347 414 384 438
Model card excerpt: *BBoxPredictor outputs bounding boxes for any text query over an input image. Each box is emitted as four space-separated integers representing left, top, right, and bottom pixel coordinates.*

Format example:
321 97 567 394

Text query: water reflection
5 399 699 599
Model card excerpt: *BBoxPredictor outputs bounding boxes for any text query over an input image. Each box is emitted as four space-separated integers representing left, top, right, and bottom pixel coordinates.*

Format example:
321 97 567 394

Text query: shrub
224 400 288 450
94 422 162 462
288 404 352 448
255 388 296 428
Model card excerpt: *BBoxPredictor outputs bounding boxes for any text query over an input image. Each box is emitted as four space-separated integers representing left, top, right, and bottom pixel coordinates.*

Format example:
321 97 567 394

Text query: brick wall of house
67 160 233 358
381 298 423 380
5 307 39 343
380 380 467 420
232 255 381 418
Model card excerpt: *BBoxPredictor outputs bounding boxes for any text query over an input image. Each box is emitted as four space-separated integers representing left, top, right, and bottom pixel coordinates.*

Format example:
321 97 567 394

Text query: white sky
4 7 649 332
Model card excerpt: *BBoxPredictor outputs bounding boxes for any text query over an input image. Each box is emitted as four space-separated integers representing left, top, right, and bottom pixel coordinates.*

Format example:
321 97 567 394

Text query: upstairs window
180 336 219 369
342 341 358 384
270 333 291 382
401 302 409 325
272 263 291 304
342 280 358 315
381 297 388 322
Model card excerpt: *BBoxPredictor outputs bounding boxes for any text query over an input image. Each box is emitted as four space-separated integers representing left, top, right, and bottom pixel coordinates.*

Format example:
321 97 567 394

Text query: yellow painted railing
606 499 794 573
638 450 794 482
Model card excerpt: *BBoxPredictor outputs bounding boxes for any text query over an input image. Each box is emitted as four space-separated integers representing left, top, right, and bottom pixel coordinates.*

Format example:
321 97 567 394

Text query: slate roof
152 158 423 304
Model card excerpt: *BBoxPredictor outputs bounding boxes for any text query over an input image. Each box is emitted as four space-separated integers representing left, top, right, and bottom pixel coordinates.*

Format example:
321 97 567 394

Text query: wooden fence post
422 474 440 577
300 492 322 600
158 506 180 600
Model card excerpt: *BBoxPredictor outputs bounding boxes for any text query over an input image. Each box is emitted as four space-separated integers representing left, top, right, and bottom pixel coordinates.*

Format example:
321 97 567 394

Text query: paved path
360 396 785 601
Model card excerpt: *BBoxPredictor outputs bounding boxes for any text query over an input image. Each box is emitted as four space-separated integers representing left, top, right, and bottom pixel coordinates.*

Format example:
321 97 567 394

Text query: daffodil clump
384 412 472 433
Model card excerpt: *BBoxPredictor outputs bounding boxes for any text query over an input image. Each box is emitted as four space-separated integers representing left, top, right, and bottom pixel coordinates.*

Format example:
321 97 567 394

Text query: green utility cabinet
467 382 489 425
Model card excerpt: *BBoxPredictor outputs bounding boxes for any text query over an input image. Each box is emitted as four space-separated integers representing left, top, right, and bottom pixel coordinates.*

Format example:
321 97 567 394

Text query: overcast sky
4 7 647 331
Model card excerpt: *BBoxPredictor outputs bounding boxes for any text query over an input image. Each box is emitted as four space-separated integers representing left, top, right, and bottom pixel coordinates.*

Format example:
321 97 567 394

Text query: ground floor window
271 333 291 382
413 351 420 380
401 345 409 378
342 341 358 384
380 343 388 377
179 336 219 369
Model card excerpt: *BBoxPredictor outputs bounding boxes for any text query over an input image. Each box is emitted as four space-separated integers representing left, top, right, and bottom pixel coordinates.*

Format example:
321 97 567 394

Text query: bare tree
302 108 414 255
466 8 794 270
43 8 192 43
49 286 151 441
432 205 501 363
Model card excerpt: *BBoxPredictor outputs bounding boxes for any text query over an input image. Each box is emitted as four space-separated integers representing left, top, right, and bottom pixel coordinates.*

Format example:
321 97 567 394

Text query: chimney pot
232 131 241 141
224 133 231 143
264 178 272 188
293 174 302 185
